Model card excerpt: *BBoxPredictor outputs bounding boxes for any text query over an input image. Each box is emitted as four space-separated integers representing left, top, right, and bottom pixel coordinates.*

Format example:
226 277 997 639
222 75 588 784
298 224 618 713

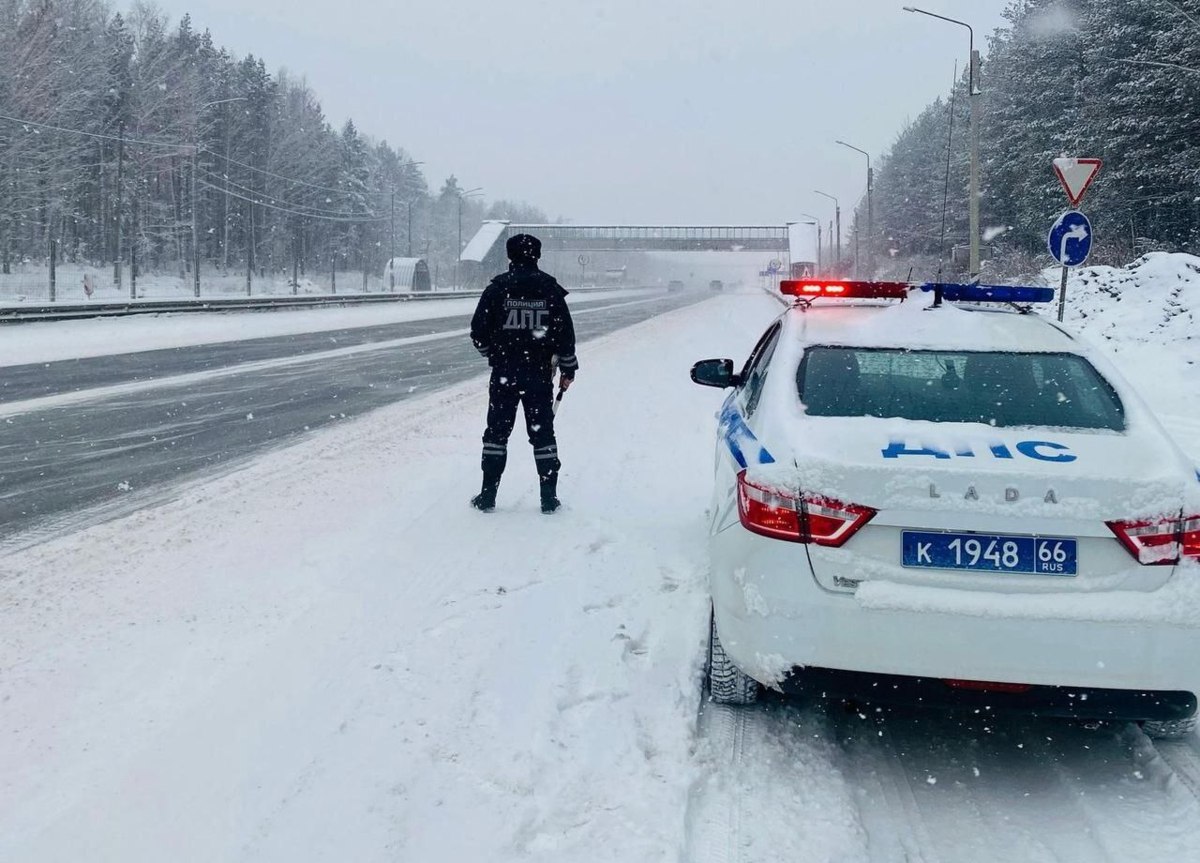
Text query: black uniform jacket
470 264 579 376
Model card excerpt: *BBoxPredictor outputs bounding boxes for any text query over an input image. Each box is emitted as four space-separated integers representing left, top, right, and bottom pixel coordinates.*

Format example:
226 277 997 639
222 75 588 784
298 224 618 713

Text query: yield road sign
1048 210 1093 268
1053 158 1102 207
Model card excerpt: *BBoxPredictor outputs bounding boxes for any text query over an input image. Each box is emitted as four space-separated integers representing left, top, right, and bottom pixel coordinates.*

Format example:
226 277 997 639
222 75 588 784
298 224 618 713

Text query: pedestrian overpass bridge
460 220 810 286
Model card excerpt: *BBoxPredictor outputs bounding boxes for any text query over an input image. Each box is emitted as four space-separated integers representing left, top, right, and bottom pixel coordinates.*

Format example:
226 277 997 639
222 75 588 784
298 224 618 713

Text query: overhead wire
0 111 423 220
197 169 381 219
201 146 424 196
0 112 185 149
196 179 389 223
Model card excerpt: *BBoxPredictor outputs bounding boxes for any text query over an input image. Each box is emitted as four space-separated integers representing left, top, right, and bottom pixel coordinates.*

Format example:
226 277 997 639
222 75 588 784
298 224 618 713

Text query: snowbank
1048 251 1200 348
1047 252 1200 447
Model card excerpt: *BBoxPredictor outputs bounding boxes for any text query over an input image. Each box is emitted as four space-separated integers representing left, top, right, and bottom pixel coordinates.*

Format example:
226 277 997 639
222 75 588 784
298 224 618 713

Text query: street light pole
903 6 981 277
390 189 396 290
836 140 873 278
456 186 483 290
814 190 841 267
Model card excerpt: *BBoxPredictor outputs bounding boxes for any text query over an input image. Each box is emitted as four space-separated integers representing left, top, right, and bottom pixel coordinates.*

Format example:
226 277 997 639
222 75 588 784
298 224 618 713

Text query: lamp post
903 5 981 277
814 190 841 268
836 140 873 278
456 186 483 290
387 161 425 290
192 97 247 297
798 214 822 273
407 198 415 257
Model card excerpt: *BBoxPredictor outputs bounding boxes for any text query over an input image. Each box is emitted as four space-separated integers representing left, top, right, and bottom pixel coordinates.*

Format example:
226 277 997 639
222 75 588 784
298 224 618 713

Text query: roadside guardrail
0 285 661 324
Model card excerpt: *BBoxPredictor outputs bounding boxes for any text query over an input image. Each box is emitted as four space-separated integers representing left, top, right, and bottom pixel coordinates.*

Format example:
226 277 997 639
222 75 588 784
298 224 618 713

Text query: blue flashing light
919 283 1056 304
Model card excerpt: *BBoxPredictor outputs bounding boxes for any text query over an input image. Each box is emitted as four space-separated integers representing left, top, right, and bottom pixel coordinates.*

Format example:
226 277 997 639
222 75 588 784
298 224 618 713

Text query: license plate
902 531 1077 576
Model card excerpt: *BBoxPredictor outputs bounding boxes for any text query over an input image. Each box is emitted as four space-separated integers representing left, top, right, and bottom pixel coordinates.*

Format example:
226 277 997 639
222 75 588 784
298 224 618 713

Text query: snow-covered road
2 289 1200 862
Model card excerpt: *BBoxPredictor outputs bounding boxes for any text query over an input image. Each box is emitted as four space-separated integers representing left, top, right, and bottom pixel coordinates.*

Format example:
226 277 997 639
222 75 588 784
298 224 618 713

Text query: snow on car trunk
748 336 1200 595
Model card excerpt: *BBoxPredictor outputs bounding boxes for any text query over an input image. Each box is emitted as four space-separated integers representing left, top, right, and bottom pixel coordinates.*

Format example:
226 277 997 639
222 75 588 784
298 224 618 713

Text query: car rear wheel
707 609 759 705
1142 715 1199 741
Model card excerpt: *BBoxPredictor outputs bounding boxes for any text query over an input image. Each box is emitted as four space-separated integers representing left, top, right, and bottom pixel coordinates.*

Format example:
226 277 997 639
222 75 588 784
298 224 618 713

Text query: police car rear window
796 347 1126 431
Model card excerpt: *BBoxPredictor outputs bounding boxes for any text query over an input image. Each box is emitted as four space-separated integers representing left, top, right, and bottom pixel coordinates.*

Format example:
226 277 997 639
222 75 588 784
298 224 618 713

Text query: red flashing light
780 279 909 299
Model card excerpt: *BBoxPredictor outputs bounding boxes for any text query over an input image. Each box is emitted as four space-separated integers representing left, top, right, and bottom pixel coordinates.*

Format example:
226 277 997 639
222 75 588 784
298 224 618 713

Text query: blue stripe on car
720 400 775 469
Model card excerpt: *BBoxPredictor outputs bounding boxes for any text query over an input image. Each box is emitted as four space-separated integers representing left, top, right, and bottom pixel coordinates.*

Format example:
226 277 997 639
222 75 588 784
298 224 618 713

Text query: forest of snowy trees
857 0 1200 277
0 0 548 292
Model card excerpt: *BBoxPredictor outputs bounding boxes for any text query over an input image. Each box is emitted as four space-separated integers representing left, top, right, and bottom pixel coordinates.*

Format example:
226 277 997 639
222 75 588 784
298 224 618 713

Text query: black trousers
481 367 560 483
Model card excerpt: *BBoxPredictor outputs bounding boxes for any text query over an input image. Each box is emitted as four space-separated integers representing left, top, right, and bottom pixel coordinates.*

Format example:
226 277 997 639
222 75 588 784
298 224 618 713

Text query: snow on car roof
788 294 1076 354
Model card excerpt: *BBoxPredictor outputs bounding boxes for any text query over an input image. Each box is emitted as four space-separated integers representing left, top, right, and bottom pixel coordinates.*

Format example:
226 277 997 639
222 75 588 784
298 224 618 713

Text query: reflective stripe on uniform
534 445 559 461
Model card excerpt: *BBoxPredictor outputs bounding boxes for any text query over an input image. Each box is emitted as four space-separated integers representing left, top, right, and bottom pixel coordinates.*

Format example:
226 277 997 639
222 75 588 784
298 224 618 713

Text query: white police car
691 279 1200 738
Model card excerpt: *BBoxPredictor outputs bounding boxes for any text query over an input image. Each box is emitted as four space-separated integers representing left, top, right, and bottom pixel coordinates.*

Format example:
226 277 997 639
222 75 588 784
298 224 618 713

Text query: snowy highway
3 286 1200 861
0 290 698 546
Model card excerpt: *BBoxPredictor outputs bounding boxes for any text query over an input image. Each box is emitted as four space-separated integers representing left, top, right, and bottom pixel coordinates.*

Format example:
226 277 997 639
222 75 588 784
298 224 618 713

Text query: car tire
707 609 759 705
1142 715 1199 741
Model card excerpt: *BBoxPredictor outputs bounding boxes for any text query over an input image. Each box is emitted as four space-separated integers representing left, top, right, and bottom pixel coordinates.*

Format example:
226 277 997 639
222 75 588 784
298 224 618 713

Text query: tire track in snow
1148 731 1200 804
685 701 748 863
687 688 1200 863
830 707 943 863
830 705 1200 863
684 696 870 863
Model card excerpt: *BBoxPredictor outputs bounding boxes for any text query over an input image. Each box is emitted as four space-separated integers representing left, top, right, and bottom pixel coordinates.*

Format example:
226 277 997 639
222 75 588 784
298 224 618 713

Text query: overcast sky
151 0 1011 226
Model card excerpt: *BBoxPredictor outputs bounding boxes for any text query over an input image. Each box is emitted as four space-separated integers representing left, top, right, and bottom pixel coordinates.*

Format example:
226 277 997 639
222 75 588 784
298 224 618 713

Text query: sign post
1049 158 1102 322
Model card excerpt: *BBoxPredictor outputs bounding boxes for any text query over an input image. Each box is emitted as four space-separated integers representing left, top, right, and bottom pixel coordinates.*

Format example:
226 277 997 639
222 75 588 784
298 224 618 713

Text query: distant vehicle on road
604 267 627 285
668 279 686 293
709 279 724 292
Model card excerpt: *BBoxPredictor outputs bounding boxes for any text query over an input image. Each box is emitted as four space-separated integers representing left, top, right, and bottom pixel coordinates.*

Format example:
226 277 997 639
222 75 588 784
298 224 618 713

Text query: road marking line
0 296 669 418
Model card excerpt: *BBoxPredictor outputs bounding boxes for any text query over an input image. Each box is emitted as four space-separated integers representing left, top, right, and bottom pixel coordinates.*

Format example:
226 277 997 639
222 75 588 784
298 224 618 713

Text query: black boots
470 473 561 513
470 474 501 512
539 474 561 514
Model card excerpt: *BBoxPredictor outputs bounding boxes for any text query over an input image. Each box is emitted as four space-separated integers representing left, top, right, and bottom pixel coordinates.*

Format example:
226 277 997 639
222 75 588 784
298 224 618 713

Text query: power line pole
114 122 124 293
390 189 396 291
968 47 982 278
191 144 201 297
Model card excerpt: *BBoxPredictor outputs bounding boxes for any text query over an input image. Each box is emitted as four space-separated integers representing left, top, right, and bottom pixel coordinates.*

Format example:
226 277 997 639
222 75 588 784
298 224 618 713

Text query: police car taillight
736 471 876 547
1106 514 1200 565
780 279 909 299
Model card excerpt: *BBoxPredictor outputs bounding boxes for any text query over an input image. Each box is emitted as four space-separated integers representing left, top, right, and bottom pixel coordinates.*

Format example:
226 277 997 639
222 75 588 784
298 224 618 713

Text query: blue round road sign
1048 210 1093 268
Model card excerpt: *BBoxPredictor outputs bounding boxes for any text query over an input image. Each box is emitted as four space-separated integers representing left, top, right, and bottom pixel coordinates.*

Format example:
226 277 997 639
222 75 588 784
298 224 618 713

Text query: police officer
470 233 578 513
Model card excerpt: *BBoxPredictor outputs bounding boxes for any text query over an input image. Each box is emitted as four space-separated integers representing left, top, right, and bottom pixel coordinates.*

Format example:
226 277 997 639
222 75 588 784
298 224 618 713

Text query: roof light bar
779 279 1055 304
780 280 909 299
919 283 1056 304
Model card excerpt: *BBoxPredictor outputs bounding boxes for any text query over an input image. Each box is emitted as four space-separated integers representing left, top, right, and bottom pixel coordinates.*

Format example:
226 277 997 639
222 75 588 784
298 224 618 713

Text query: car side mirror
691 358 738 388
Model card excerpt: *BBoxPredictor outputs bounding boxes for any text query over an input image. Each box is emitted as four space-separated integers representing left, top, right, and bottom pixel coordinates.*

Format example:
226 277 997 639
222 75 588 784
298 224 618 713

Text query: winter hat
506 233 542 262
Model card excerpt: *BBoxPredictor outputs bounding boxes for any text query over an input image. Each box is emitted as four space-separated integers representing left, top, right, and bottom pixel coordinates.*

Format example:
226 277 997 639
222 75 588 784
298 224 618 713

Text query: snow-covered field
2 267 1200 862
0 263 404 304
